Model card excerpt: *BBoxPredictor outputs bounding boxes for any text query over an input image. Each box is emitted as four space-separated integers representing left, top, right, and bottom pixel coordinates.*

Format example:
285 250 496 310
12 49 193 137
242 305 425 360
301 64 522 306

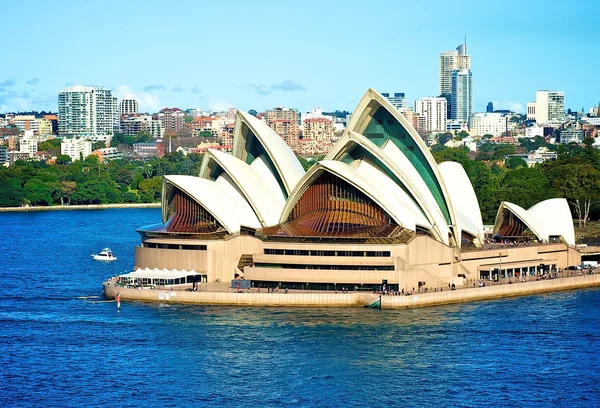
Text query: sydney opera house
133 89 579 292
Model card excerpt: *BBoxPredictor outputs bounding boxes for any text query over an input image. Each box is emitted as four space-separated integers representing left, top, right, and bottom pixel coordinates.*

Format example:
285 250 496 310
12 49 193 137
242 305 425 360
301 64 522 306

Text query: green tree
92 141 106 150
0 178 24 207
23 178 53 205
139 176 163 202
548 164 600 228
505 156 527 169
55 155 72 165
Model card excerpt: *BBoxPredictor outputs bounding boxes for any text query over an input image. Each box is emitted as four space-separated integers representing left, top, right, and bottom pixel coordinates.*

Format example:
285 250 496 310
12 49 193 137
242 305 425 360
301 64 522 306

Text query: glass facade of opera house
133 89 580 292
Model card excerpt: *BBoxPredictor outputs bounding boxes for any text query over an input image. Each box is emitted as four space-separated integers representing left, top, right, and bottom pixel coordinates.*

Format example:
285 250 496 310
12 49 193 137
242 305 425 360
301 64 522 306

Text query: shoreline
104 273 600 309
0 203 161 212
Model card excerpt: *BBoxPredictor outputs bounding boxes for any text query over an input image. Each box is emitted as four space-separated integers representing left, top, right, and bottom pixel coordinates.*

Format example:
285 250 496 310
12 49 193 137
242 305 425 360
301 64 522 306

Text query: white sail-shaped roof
438 161 484 245
281 160 428 232
528 198 575 245
343 88 458 242
494 201 547 243
326 131 445 242
199 149 283 226
162 175 243 234
233 110 304 196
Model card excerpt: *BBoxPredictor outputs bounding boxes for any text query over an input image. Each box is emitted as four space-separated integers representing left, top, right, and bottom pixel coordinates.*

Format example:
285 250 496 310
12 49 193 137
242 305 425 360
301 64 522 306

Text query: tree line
0 151 203 207
2 137 597 231
432 137 600 227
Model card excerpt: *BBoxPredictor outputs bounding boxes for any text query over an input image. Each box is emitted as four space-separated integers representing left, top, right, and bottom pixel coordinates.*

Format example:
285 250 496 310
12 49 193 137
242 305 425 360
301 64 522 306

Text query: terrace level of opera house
128 89 580 293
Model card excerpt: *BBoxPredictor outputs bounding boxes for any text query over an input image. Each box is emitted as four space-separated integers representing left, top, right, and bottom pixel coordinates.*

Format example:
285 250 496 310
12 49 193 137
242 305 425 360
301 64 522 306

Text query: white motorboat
92 248 117 261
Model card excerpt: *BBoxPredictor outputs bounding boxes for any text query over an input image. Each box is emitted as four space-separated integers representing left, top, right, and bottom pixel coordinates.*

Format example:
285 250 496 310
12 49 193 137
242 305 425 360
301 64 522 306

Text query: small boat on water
92 248 117 261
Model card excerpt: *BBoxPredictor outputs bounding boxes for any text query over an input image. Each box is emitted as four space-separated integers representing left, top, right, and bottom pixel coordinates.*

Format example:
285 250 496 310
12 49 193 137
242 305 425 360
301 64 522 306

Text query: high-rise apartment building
529 91 565 124
158 108 185 133
451 69 473 122
119 99 139 115
381 93 407 110
414 97 447 132
58 85 117 142
265 107 300 147
440 41 471 118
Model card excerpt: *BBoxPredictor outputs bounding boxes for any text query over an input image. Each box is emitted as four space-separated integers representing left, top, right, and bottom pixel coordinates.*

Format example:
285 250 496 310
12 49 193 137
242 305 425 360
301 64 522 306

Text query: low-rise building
120 115 164 139
302 117 334 142
560 127 584 144
92 147 122 162
61 138 93 161
133 142 165 159
504 147 557 167
469 113 507 137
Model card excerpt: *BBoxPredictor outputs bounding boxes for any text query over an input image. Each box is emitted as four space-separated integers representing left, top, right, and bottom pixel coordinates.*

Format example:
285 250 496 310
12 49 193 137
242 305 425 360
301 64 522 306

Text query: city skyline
1 0 599 114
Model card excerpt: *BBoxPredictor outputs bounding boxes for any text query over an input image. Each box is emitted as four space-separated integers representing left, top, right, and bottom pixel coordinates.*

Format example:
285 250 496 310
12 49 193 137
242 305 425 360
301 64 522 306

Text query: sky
1 0 599 115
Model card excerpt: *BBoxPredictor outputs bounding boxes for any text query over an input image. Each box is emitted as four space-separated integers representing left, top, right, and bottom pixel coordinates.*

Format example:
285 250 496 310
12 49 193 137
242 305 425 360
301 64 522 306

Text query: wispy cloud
0 78 16 88
190 87 202 94
247 80 307 95
171 86 183 93
143 84 166 92
26 78 40 85
115 85 161 112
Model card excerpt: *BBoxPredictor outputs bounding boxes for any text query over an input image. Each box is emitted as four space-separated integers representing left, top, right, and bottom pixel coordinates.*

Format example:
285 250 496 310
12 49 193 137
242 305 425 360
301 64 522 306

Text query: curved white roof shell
163 175 244 234
494 199 575 245
233 110 304 196
343 88 458 242
528 198 575 245
325 131 446 243
281 160 430 233
438 161 484 243
199 149 283 226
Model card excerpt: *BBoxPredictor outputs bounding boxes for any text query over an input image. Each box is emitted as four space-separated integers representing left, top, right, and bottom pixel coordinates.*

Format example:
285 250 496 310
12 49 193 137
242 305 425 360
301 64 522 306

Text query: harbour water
1 208 600 407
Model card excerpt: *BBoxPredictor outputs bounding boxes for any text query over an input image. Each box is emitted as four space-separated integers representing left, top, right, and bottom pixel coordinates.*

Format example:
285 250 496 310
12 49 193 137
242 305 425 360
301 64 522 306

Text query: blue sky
1 0 599 114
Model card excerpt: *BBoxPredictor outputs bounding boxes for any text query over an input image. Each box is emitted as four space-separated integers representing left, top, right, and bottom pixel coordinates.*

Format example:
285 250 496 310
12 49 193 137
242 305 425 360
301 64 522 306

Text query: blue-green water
1 209 599 407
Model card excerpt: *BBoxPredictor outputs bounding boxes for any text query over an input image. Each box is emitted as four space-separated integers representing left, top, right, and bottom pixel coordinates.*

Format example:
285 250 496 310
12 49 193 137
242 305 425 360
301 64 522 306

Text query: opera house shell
135 89 580 292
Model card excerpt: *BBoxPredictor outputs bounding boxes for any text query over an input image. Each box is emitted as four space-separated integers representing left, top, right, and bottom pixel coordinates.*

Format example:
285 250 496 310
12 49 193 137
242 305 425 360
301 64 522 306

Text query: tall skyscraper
486 102 494 113
439 40 471 119
414 97 447 132
381 93 407 110
58 85 117 142
451 69 473 122
119 99 139 115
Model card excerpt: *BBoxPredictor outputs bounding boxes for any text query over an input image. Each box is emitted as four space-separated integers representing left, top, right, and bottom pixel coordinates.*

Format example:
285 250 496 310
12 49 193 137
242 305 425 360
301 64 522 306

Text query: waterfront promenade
0 203 161 212
104 272 600 309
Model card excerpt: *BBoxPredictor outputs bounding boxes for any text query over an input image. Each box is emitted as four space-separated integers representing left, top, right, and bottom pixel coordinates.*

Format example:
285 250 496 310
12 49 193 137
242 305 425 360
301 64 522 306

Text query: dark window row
264 249 391 257
255 263 394 271
143 243 207 251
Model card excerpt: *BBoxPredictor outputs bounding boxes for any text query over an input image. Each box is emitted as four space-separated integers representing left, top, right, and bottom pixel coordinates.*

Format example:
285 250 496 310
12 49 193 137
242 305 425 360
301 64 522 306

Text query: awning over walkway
118 268 203 284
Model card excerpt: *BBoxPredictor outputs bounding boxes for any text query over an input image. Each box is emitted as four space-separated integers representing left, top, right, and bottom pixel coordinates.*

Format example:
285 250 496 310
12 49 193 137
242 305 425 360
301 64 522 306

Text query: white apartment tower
533 91 565 124
58 85 117 142
414 97 447 132
119 99 139 115
451 69 473 122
